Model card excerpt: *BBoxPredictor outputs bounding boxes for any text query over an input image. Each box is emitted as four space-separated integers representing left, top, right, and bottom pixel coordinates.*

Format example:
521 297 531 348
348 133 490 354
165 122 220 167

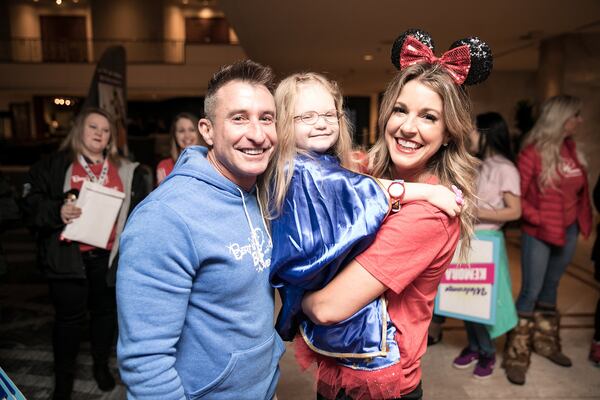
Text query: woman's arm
302 202 453 325
477 192 521 223
517 148 541 225
21 159 65 231
302 259 386 325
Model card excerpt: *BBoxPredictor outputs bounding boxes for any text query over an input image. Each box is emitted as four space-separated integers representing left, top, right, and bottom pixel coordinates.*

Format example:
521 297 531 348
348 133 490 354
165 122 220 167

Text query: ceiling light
56 0 62 4
198 7 215 18
363 54 374 61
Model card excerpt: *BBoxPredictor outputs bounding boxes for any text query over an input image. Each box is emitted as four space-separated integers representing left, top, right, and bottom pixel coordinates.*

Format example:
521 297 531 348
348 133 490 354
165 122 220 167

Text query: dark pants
464 321 495 357
48 250 116 393
317 381 423 400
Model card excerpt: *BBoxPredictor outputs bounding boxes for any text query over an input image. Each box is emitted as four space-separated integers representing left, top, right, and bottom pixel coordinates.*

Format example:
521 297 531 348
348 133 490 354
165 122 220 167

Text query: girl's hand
378 178 393 201
61 203 82 224
428 184 462 217
376 180 462 216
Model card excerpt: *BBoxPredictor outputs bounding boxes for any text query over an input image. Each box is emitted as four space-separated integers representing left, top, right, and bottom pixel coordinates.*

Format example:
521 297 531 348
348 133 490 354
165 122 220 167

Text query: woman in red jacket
503 95 592 385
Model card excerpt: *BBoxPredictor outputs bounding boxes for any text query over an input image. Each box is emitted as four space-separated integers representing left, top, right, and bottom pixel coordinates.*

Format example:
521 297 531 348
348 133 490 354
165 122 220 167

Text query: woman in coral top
503 95 592 385
156 113 204 184
299 29 490 400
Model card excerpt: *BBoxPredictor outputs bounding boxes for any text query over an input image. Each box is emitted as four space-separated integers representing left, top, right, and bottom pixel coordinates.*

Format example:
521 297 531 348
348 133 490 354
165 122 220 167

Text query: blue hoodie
117 146 285 400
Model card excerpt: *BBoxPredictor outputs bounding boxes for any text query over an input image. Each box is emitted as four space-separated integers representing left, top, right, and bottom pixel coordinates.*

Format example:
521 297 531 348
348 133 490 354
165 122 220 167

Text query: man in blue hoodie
116 60 285 400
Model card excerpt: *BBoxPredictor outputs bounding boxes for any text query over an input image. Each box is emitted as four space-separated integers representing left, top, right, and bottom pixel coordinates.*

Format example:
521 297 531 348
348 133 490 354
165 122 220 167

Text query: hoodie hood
163 145 271 272
165 145 256 197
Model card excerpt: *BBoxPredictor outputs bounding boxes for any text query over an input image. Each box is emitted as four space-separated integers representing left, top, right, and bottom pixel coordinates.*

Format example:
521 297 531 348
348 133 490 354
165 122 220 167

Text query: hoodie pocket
188 332 285 400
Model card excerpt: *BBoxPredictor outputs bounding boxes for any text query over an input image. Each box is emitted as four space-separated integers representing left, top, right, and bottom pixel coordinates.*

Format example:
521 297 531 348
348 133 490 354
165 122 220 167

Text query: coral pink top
297 196 460 400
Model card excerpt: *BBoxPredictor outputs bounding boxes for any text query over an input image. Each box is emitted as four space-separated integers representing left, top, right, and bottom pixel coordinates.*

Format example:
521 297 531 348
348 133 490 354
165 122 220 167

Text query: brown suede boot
502 317 533 385
532 309 572 367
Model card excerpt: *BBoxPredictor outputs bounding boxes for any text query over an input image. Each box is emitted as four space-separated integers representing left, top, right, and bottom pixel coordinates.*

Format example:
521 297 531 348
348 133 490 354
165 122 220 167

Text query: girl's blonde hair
60 107 121 165
265 72 353 218
169 112 205 161
369 63 479 256
522 95 583 188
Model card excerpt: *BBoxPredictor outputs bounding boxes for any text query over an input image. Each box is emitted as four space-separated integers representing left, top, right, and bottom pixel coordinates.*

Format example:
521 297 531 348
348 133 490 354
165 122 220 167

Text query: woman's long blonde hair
370 63 479 256
265 72 353 218
169 112 205 161
522 95 583 188
59 107 121 165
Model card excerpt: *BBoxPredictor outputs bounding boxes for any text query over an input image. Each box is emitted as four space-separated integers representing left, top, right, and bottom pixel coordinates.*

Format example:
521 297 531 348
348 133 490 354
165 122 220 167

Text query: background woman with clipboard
21 108 151 400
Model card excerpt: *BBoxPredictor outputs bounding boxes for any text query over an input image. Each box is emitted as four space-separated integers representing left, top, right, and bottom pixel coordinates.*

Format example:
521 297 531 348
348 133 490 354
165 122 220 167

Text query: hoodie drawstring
237 187 272 272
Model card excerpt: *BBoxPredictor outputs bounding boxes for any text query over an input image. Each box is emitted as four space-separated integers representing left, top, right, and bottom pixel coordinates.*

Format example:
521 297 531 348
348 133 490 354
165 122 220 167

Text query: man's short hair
204 59 276 121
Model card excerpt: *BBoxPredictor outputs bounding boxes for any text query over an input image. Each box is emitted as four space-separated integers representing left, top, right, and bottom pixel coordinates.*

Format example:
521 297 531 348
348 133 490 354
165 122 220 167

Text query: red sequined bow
400 35 471 85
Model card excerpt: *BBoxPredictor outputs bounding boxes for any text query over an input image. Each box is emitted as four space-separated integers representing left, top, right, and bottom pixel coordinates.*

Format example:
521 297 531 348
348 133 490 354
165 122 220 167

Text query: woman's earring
443 142 449 147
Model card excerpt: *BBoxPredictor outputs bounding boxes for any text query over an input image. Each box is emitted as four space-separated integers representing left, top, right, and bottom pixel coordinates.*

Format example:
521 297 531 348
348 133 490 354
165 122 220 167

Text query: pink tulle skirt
294 335 407 400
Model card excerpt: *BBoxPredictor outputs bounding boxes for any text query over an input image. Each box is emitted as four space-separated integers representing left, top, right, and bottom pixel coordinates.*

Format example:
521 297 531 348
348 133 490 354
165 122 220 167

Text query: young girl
268 72 462 370
156 113 205 184
452 112 521 379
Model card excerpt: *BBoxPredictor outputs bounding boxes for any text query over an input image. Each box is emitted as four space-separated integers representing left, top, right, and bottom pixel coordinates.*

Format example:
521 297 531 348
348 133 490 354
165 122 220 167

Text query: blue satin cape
269 153 400 369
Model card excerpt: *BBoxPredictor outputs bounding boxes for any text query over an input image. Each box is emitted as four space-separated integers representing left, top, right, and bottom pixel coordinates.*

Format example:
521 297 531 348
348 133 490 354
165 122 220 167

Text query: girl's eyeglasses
293 111 341 125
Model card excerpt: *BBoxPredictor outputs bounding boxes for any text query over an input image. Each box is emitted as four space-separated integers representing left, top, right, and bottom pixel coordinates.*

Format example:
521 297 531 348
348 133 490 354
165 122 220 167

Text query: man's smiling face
199 80 277 190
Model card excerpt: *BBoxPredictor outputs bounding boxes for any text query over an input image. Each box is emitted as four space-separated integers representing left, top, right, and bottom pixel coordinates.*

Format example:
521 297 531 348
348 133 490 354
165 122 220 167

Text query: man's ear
198 118 214 146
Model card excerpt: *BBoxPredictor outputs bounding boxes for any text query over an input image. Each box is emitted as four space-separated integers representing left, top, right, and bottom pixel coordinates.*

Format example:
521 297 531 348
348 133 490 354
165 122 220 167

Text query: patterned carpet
0 228 126 399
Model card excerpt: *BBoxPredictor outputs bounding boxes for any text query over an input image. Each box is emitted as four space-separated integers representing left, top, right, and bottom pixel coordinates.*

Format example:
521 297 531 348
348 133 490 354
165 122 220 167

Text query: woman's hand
61 203 82 224
428 184 462 217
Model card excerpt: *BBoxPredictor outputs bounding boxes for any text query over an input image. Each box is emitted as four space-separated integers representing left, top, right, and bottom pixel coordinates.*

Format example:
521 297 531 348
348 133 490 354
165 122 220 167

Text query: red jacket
518 139 592 246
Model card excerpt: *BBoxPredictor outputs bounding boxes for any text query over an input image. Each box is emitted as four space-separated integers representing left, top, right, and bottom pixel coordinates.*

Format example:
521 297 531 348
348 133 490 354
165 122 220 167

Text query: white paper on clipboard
61 179 125 249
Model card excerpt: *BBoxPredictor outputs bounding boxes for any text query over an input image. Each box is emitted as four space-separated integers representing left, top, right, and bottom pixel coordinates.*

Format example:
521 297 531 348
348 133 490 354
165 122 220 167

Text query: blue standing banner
82 46 128 156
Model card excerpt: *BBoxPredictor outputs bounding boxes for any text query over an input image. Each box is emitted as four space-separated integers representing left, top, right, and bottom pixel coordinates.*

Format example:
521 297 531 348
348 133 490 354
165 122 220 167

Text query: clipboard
61 179 125 249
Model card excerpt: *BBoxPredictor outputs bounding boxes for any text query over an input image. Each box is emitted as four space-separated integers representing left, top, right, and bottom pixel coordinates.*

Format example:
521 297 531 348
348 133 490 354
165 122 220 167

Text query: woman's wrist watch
387 179 405 213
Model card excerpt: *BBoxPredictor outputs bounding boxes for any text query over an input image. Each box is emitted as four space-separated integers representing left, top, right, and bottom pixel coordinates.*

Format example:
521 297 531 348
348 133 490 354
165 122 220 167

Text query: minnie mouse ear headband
390 28 493 86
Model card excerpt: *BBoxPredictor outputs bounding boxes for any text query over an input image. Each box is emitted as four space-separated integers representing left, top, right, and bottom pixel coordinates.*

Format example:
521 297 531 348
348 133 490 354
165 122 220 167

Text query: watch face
388 182 404 198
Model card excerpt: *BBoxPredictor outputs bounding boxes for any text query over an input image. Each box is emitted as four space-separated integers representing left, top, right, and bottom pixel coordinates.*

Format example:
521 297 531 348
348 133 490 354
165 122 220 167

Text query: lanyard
78 154 109 185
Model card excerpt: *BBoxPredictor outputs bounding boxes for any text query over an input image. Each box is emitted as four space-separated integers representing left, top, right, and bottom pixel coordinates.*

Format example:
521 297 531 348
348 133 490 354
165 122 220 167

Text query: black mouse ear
449 37 493 85
391 29 435 70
